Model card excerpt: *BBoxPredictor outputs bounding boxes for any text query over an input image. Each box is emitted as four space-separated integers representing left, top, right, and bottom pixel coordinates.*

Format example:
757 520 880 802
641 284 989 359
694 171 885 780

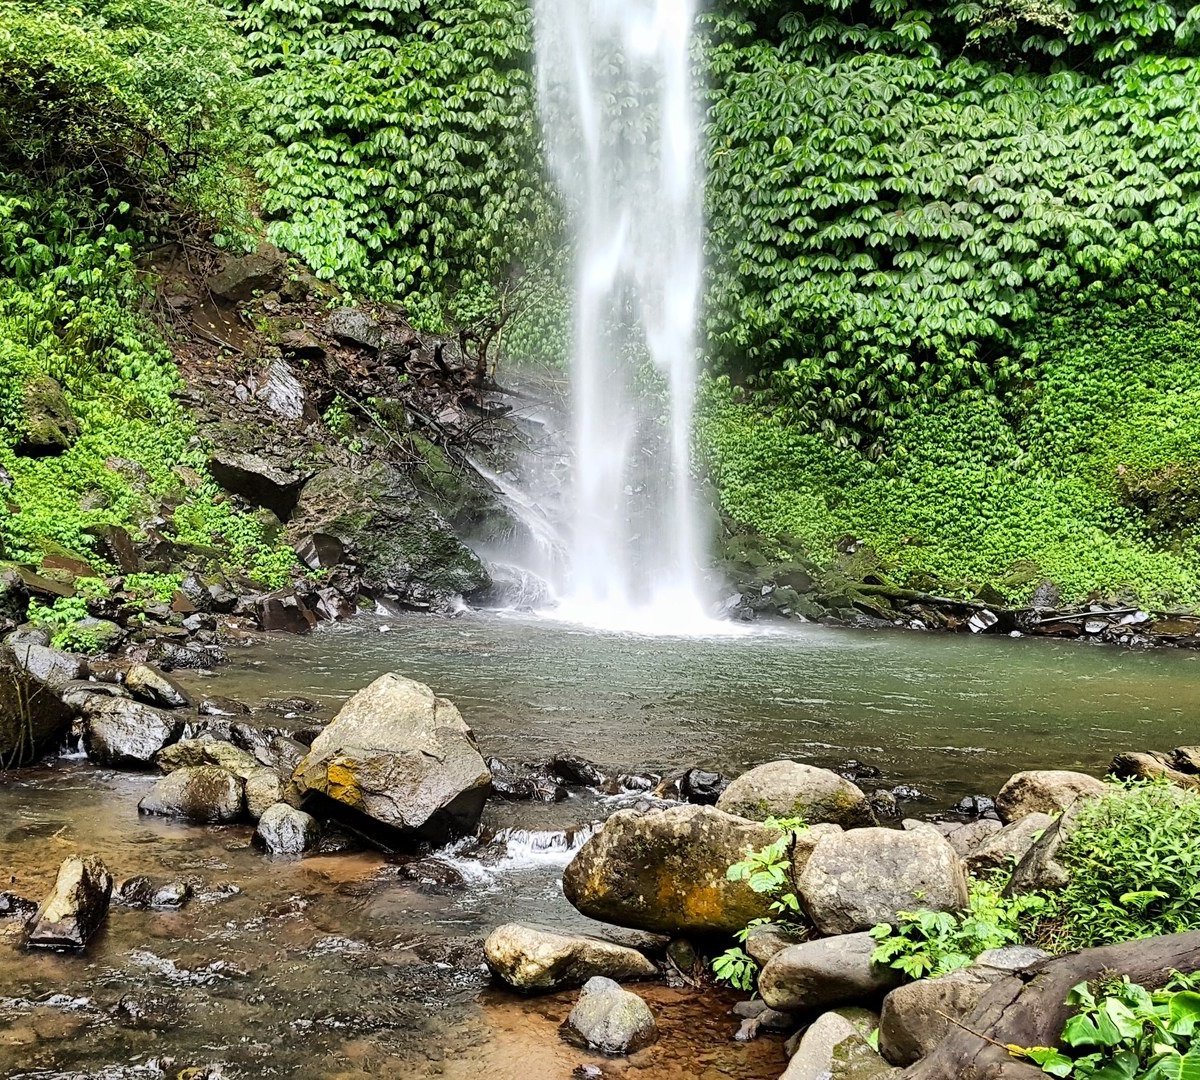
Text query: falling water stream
532 0 711 632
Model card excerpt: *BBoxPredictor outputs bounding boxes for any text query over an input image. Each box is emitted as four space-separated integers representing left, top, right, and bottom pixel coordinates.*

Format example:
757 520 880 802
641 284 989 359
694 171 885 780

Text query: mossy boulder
15 376 79 458
290 463 490 610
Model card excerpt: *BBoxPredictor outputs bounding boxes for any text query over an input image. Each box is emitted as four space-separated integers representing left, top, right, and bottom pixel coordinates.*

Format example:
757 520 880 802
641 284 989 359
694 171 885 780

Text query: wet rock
138 766 245 824
562 804 783 935
16 375 79 457
295 532 345 571
561 977 657 1056
783 1008 879 1080
0 647 74 766
208 449 310 521
1173 746 1200 772
255 803 321 856
114 877 193 910
954 795 997 818
124 663 192 709
878 969 991 1065
965 812 1054 874
198 696 251 717
245 768 285 820
0 891 37 922
654 768 729 804
550 754 608 788
155 736 262 781
484 923 657 992
257 590 318 634
759 933 903 1012
487 757 567 802
797 827 969 936
27 854 113 950
327 307 384 350
995 770 1106 823
717 760 875 828
81 697 183 767
293 673 491 843
206 245 284 301
830 1034 901 1079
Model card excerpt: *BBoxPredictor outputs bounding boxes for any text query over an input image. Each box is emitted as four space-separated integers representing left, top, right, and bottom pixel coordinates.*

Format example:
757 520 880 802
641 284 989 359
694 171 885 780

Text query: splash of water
532 0 712 634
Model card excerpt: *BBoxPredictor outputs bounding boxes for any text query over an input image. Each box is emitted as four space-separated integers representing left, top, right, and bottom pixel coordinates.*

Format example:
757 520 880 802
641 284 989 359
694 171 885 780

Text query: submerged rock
717 760 875 828
995 770 1106 823
484 924 657 992
797 827 969 936
255 803 321 856
27 854 113 950
0 891 37 922
293 673 491 843
759 933 904 1012
138 766 245 823
81 697 183 767
561 977 657 1056
562 804 784 935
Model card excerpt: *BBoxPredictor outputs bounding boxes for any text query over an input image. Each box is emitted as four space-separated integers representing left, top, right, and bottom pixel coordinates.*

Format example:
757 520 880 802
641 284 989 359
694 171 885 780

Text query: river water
1 615 1197 1078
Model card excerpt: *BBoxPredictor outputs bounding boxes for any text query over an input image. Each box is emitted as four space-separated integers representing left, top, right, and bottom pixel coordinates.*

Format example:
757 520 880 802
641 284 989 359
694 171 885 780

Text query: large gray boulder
292 673 491 843
783 1008 880 1080
561 977 657 1056
0 647 74 766
484 924 657 992
908 817 1002 858
965 812 1054 874
995 770 1106 823
561 804 783 935
9 642 85 689
797 827 969 936
254 803 321 855
81 697 183 767
27 855 113 950
717 760 875 828
138 766 245 823
759 933 904 1012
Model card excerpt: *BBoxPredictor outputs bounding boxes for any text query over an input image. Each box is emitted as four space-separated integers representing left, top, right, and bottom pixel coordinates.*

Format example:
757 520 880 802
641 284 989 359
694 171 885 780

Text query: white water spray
532 0 711 633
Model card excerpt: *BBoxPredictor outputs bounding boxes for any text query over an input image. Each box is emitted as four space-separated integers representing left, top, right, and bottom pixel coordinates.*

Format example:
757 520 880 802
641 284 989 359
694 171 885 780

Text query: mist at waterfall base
503 0 724 636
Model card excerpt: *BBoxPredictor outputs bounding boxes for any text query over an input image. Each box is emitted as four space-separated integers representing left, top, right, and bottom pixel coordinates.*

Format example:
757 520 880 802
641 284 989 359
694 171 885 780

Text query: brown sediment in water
440 985 787 1080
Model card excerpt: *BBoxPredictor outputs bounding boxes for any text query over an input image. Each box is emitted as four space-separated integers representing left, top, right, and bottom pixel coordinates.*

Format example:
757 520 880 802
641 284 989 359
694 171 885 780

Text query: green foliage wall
702 0 1200 448
701 254 1200 606
233 0 554 328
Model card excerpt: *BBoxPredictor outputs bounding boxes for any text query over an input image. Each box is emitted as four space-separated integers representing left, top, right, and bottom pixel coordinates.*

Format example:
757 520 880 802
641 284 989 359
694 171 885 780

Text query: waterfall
531 0 712 633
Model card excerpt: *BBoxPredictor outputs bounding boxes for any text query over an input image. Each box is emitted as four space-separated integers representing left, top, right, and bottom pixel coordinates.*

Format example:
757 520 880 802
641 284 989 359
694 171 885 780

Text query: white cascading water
532 0 713 633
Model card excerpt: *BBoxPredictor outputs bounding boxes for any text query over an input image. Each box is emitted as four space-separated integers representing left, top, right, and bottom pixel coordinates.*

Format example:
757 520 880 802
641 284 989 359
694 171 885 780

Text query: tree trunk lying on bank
904 931 1200 1080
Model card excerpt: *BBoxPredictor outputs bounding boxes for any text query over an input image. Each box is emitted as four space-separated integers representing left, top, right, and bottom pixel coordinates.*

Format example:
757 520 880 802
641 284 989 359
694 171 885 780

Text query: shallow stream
1 615 1197 1078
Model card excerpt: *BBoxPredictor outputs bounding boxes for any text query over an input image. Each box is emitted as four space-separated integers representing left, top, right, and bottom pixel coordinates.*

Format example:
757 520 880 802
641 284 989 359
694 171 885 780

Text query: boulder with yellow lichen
562 804 815 935
292 673 491 844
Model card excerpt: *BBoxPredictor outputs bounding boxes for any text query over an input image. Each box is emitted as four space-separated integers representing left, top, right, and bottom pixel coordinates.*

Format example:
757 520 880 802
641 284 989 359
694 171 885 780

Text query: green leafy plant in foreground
870 875 1047 980
1011 975 1200 1078
712 817 807 991
1042 782 1200 953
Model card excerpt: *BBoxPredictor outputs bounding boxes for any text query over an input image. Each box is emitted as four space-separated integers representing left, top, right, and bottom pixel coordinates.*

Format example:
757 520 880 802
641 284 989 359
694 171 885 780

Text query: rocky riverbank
2 639 1198 1078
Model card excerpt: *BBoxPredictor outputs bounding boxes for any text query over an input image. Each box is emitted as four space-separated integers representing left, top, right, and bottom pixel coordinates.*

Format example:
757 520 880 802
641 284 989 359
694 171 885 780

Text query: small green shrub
1011 974 1200 1077
712 817 807 991
1044 782 1200 952
870 875 1047 980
